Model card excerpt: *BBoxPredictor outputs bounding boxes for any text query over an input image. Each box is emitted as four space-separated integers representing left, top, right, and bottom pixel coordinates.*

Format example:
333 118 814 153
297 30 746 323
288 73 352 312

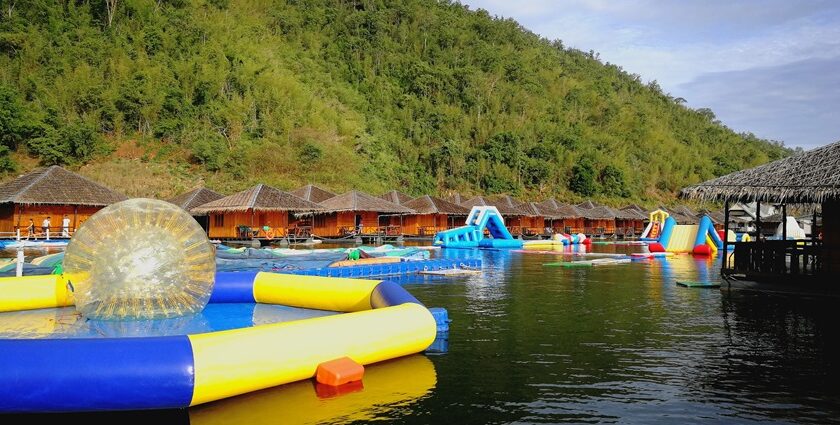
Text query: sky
463 0 840 149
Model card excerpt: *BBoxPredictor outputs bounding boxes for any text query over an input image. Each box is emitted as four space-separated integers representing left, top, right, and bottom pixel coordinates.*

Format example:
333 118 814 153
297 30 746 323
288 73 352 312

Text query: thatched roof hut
526 202 565 219
490 195 536 215
575 201 616 220
537 199 583 219
192 184 324 214
319 190 414 214
166 187 224 214
619 204 648 220
290 184 336 204
402 195 469 215
681 140 840 203
462 196 523 216
446 192 466 205
379 190 413 205
0 165 126 206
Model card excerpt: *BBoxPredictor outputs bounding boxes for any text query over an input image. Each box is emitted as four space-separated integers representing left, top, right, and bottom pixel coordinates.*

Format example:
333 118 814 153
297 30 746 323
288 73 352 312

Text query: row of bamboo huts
0 166 724 241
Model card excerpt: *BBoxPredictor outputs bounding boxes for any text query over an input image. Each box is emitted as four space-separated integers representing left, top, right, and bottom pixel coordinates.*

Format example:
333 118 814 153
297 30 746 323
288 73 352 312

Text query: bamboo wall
207 210 289 239
311 211 380 237
403 214 447 236
0 203 102 237
520 216 545 233
550 218 585 234
584 218 616 235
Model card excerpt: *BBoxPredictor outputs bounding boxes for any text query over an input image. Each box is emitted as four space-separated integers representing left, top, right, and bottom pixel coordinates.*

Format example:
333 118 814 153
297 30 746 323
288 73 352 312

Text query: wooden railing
584 227 606 237
339 225 403 237
286 225 312 238
726 240 824 279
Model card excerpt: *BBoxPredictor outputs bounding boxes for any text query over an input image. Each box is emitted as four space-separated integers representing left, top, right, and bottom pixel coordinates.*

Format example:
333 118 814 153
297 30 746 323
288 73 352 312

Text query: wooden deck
724 240 832 284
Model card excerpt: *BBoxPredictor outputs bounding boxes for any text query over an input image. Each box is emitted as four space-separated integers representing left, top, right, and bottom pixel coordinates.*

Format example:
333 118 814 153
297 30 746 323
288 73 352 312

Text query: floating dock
280 258 482 279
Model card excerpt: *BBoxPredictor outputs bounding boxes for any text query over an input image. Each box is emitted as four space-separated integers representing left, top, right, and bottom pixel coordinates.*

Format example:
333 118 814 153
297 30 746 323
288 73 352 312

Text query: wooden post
16 247 23 277
722 200 730 275
812 208 818 241
782 204 787 240
755 200 762 240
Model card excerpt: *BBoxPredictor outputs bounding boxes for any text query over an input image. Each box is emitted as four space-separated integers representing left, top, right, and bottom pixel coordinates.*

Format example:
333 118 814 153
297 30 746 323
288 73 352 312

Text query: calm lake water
4 243 839 423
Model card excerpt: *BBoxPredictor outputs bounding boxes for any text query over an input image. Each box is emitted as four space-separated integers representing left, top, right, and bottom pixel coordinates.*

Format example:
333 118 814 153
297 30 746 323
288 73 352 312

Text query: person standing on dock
62 215 71 237
26 219 35 240
42 216 51 237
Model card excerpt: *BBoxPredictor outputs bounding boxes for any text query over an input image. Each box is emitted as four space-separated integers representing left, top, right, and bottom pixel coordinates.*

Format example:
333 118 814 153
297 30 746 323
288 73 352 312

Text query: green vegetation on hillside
0 0 791 201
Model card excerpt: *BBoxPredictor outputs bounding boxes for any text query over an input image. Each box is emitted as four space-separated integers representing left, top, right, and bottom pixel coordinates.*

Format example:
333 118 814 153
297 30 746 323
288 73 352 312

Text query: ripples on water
2 244 838 424
402 246 840 424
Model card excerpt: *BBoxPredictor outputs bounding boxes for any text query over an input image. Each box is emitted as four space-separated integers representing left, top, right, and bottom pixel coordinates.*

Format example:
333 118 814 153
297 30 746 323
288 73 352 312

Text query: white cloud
463 0 840 147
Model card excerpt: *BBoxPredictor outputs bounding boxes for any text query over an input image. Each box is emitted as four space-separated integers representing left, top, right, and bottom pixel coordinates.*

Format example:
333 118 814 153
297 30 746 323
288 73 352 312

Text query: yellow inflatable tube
0 275 72 312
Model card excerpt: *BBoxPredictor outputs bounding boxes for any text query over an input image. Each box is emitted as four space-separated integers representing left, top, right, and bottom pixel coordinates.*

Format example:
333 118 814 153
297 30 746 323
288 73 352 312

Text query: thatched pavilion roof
191 184 324 214
291 184 336 204
319 190 414 214
166 187 224 214
536 199 583 219
379 190 413 205
462 196 523 216
489 195 539 216
526 202 562 219
575 201 617 220
681 140 840 203
0 165 127 206
613 207 642 220
446 192 466 205
698 209 727 225
403 195 469 215
619 205 648 220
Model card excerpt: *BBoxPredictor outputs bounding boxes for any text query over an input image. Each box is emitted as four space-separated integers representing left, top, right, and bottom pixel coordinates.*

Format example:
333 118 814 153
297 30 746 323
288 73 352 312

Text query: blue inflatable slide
433 206 523 248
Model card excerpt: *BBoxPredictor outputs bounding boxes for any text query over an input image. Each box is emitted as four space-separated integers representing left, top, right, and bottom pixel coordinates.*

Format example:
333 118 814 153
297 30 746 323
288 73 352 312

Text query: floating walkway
543 258 632 268
279 258 482 279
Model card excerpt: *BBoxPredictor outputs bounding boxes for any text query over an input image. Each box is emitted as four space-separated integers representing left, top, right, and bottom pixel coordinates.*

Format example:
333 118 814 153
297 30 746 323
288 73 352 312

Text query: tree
0 84 26 150
105 0 118 27
599 165 629 197
569 159 596 196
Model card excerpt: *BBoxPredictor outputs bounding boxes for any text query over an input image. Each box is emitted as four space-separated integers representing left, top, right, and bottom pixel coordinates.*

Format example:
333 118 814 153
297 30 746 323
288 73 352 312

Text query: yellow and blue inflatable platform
0 272 438 412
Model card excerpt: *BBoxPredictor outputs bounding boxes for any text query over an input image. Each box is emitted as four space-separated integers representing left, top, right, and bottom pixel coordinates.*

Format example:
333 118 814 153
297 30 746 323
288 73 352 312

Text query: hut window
314 215 326 227
214 215 224 227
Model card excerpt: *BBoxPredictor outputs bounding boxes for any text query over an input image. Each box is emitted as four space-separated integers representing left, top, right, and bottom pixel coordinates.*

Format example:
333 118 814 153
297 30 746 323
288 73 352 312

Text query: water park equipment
648 215 723 255
774 216 807 240
522 232 588 248
433 206 523 248
640 209 669 241
0 198 440 412
63 198 216 320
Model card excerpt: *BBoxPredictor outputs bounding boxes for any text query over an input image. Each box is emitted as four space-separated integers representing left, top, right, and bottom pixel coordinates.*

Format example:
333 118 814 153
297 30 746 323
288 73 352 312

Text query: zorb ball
63 198 216 320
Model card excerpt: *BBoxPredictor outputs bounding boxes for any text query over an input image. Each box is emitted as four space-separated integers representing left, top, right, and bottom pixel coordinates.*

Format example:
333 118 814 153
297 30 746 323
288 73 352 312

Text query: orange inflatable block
316 357 365 386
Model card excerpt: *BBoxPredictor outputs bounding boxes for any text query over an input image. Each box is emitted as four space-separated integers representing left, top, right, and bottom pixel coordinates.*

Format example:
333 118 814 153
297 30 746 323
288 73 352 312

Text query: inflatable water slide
433 206 523 248
649 215 723 256
640 209 669 241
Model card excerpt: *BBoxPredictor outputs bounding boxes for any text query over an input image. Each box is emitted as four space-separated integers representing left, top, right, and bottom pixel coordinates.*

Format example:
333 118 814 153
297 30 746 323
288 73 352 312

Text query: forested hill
0 0 791 202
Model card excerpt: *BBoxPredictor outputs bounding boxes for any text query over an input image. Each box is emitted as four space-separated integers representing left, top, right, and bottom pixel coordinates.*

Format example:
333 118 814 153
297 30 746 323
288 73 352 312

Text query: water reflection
190 355 436 424
402 246 839 423
3 243 838 423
